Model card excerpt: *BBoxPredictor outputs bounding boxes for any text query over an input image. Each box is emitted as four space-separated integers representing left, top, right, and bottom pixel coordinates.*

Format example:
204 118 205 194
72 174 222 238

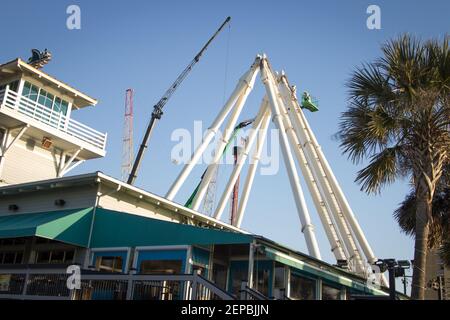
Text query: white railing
0 88 107 151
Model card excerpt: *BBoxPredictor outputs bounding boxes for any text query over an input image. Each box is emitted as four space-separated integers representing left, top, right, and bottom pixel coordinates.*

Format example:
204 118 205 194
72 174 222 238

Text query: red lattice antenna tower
121 89 134 181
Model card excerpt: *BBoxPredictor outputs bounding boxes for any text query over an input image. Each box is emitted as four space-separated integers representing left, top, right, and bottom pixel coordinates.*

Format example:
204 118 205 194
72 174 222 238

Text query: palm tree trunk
411 197 431 299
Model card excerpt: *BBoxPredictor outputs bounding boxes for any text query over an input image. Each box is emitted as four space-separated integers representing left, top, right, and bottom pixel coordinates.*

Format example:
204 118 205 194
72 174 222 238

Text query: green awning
0 208 93 247
0 207 253 248
90 208 254 247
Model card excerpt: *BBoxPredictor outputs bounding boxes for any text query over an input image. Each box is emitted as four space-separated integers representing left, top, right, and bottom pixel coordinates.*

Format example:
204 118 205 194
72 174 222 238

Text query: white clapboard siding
98 187 180 223
2 141 57 184
0 185 97 216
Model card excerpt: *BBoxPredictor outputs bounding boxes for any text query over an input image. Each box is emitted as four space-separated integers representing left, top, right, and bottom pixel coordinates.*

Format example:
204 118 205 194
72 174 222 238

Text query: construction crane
127 16 231 185
121 89 134 181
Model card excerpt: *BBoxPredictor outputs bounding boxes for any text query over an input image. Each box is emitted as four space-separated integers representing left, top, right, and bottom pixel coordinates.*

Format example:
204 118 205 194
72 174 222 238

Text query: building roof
0 207 253 248
0 58 97 108
0 171 248 234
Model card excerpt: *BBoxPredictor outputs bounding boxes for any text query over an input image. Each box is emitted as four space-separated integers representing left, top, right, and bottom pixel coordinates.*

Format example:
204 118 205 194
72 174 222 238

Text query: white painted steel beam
166 56 261 201
276 76 347 262
260 58 321 259
235 98 271 228
191 81 255 211
213 99 270 220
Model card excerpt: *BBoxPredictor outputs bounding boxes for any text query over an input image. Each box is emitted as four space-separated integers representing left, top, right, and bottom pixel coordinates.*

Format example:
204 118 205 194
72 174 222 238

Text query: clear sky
1 0 449 289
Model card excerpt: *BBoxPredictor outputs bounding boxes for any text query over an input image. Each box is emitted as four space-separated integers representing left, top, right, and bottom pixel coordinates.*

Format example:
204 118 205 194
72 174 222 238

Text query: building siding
0 185 97 216
1 138 57 184
98 185 180 223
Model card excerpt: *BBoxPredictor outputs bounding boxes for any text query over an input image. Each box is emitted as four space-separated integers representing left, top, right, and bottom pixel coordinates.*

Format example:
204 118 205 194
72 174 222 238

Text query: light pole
374 259 411 300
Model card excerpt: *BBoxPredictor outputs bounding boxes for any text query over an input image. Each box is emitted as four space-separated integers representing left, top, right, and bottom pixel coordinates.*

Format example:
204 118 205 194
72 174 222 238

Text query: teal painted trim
136 249 187 273
92 250 128 273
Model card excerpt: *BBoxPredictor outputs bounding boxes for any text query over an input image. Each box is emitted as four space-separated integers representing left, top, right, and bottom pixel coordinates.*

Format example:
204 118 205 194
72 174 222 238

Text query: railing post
103 132 108 150
22 269 30 297
4 86 10 108
190 274 199 301
240 281 248 300
126 270 135 300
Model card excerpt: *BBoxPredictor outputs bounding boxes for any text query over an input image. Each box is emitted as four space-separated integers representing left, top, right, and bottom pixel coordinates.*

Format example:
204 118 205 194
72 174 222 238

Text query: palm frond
338 99 401 163
355 146 403 193
393 192 416 236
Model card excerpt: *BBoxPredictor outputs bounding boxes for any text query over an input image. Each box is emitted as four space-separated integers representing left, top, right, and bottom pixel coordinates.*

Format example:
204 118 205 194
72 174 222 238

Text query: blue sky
1 0 449 287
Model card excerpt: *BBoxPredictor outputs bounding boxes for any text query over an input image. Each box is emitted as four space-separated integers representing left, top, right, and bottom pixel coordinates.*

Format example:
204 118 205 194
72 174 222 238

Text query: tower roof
0 58 97 109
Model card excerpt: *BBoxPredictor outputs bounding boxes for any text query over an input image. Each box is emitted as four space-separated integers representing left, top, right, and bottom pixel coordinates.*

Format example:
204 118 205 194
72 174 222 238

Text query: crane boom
127 16 231 185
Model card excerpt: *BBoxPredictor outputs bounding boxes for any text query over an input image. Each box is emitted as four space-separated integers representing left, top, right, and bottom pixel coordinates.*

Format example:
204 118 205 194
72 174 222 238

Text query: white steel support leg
260 59 321 259
276 80 347 262
278 76 366 273
235 101 271 228
300 107 377 264
191 86 253 211
213 99 270 220
166 56 261 201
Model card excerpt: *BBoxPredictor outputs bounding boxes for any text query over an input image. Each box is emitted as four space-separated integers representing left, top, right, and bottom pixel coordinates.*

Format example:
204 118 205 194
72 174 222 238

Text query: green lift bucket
301 91 319 112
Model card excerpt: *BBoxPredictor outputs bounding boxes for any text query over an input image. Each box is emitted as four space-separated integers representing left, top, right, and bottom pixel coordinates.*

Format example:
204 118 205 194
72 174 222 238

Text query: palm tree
338 35 450 299
394 164 449 267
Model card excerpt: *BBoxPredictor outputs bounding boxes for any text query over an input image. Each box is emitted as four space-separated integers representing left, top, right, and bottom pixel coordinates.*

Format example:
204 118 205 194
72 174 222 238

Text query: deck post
247 242 255 290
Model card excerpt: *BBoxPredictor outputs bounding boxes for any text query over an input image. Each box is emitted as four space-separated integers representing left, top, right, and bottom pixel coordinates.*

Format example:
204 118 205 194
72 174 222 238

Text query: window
21 81 69 115
22 81 39 101
140 260 183 275
273 266 286 299
322 283 342 300
35 250 75 264
255 268 270 297
230 268 248 296
0 251 24 264
212 264 227 291
290 273 316 300
38 89 54 109
95 256 123 273
36 251 51 263
53 97 69 115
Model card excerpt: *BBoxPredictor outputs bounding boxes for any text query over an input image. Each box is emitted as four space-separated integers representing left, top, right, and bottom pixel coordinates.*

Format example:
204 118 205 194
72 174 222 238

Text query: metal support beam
166 56 261 201
276 76 347 262
235 99 271 228
260 58 321 259
191 82 253 211
213 100 270 220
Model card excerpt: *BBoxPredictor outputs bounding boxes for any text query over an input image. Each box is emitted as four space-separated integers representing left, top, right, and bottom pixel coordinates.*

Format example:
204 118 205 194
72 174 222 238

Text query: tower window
21 81 69 116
